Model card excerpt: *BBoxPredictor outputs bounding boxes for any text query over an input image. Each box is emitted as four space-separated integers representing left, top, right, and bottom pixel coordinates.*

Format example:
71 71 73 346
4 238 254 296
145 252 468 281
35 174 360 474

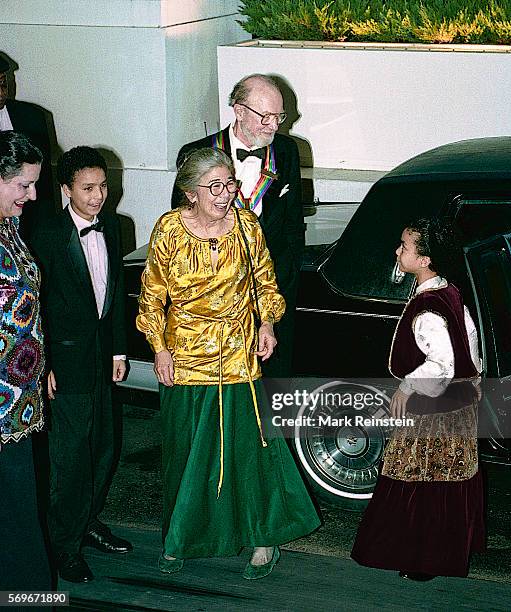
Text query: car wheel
291 380 392 511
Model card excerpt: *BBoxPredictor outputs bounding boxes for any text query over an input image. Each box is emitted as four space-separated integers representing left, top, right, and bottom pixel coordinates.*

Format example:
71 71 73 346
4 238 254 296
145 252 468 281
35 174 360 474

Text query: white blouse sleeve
399 312 454 397
464 305 483 375
399 307 482 397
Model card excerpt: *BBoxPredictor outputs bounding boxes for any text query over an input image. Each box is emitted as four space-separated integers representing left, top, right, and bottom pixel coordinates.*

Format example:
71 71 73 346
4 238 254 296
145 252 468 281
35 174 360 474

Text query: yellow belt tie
216 318 267 498
174 308 267 498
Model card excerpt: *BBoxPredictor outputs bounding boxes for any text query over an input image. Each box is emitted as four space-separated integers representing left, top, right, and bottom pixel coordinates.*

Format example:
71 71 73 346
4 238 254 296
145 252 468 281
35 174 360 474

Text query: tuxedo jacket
171 127 305 301
6 99 57 238
30 206 127 394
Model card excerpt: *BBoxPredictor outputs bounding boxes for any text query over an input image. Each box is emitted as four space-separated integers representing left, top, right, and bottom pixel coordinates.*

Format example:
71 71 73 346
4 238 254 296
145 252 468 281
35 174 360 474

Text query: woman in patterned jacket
0 131 49 591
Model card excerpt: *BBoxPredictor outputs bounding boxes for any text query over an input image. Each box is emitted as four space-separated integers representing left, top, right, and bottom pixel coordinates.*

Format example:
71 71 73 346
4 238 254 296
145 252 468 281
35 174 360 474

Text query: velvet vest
390 284 478 414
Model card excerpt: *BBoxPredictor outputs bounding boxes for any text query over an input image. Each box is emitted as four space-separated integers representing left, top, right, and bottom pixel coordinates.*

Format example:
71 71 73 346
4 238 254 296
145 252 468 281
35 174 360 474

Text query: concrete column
0 0 246 247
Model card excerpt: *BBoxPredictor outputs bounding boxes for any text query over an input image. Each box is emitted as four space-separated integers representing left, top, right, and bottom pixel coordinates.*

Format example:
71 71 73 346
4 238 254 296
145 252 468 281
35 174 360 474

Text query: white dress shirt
68 205 125 362
68 205 108 316
399 276 482 397
229 124 264 217
0 106 13 131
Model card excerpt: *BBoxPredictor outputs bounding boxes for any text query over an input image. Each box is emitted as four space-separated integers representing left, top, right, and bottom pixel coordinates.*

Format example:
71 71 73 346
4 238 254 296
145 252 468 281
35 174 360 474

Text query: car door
465 233 511 454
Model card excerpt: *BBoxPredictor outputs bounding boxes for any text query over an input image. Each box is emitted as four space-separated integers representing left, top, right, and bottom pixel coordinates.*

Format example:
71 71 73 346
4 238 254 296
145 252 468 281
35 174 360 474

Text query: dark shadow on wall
0 51 61 243
270 74 315 205
97 148 136 257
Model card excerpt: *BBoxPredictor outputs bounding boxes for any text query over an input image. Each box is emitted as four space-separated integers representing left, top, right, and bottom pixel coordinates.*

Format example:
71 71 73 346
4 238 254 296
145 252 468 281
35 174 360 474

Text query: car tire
290 380 392 512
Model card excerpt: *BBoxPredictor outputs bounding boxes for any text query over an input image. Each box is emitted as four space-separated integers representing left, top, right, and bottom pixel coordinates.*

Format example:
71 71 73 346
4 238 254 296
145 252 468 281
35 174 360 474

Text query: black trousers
0 436 51 591
261 295 296 378
47 367 114 555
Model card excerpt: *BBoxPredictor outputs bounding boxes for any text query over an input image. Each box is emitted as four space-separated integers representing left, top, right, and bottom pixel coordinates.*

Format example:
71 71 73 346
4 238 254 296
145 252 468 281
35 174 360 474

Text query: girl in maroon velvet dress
351 218 485 580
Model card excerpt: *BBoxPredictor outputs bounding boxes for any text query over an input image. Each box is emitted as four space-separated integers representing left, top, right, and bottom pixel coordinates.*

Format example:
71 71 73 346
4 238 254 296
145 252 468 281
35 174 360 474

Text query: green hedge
238 0 511 44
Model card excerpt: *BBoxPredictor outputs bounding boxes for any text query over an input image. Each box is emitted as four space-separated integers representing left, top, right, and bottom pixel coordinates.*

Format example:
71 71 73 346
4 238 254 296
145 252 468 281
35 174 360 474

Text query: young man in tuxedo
172 74 304 377
31 147 132 583
0 54 56 241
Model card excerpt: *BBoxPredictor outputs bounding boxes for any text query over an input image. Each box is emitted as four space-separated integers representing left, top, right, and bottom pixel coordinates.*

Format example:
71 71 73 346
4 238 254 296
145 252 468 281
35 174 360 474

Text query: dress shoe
399 571 436 582
56 552 94 583
242 546 280 580
158 553 184 574
82 525 133 554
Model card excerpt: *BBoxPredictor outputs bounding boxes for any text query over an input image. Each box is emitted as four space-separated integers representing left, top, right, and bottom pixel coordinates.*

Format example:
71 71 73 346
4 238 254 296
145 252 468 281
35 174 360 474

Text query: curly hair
0 131 42 180
56 146 107 187
406 217 461 279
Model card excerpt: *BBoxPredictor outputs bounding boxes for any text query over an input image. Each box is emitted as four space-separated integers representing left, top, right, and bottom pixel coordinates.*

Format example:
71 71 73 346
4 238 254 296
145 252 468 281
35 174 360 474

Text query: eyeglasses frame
196 179 240 197
236 103 287 126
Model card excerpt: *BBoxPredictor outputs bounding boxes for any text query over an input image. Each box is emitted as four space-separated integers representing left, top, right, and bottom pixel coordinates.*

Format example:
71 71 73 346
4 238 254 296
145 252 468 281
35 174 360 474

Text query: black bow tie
80 221 104 237
236 147 266 162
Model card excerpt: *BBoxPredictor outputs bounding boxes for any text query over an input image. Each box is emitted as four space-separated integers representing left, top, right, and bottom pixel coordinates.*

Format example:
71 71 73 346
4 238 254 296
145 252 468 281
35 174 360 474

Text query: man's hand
154 349 174 386
47 370 57 400
390 388 410 419
255 322 277 361
113 359 126 382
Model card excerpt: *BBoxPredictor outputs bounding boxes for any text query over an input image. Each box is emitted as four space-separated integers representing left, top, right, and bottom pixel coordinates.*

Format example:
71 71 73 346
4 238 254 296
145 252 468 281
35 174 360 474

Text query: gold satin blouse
136 208 285 385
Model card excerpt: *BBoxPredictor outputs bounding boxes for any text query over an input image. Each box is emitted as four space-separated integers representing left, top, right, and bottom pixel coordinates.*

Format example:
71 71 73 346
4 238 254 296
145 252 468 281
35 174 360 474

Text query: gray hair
175 147 235 206
228 74 280 106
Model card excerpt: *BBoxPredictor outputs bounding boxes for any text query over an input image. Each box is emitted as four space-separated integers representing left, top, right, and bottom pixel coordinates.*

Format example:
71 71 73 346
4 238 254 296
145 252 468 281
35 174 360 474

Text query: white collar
415 275 447 294
68 204 97 232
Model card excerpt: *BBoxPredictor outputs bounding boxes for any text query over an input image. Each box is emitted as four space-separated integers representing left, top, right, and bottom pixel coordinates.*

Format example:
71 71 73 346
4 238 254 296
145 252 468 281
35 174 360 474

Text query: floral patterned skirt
382 402 478 482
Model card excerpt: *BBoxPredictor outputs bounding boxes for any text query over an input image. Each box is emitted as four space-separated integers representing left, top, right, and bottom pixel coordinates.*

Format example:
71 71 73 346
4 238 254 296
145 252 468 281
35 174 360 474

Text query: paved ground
64 526 511 612
58 403 511 610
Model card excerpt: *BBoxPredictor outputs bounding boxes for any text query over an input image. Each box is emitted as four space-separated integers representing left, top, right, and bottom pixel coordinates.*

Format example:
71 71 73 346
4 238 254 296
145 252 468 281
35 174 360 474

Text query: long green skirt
160 381 321 558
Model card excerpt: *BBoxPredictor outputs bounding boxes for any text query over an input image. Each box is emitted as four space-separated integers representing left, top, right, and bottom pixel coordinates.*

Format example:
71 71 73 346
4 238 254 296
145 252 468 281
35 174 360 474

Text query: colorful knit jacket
0 216 45 448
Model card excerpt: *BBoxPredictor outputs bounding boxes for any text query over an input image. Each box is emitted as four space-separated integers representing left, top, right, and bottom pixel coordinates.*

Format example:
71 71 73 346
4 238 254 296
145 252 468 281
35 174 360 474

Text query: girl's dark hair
0 130 42 179
406 217 462 280
56 146 107 187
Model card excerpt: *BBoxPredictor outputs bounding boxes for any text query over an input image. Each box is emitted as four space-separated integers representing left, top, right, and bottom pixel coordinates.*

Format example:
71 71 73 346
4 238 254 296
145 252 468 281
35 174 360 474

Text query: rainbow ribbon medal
212 132 277 211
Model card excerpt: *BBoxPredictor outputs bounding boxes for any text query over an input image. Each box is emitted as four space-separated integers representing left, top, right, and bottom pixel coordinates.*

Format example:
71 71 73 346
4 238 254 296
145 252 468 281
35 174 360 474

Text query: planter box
217 40 511 171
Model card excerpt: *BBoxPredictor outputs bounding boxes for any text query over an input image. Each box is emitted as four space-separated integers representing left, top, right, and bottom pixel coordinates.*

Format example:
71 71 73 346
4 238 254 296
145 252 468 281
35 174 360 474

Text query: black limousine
119 136 511 510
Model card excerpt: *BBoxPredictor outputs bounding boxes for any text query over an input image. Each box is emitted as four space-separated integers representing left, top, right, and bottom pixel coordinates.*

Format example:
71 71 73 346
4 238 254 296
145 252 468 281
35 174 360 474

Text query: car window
320 181 441 302
453 197 511 244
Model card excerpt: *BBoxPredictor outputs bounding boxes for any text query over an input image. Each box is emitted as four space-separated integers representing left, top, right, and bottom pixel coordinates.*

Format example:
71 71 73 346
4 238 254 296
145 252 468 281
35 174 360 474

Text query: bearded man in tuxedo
172 74 304 377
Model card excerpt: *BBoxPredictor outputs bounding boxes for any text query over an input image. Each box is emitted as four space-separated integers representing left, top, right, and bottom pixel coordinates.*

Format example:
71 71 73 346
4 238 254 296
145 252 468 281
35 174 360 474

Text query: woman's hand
47 370 57 400
255 322 277 361
154 349 174 386
390 388 410 419
112 359 126 382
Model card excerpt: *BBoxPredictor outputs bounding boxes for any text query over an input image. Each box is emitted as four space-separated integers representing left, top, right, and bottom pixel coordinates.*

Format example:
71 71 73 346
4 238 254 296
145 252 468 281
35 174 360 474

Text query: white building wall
0 0 245 247
218 41 511 171
164 15 246 166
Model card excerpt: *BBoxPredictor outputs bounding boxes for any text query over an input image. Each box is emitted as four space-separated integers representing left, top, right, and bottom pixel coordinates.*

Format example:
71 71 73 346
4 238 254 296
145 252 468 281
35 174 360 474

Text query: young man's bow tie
236 147 266 162
80 221 104 237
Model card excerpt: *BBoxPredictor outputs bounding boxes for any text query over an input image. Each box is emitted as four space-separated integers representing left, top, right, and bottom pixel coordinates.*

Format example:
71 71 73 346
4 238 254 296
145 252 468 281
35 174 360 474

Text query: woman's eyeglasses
197 179 239 197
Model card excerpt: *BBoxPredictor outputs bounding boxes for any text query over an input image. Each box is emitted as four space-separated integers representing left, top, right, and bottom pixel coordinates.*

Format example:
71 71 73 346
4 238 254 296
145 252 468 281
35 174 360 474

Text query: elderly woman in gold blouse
137 147 319 579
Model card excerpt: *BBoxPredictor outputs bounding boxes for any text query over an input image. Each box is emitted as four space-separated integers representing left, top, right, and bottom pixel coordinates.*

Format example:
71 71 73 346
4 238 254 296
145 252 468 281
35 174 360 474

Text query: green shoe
158 554 184 574
242 547 280 580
